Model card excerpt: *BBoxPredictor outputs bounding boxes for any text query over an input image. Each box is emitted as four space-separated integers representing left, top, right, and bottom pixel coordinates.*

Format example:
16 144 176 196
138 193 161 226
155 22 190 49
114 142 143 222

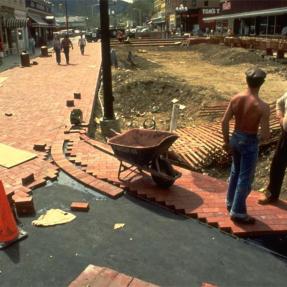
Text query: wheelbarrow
108 129 181 188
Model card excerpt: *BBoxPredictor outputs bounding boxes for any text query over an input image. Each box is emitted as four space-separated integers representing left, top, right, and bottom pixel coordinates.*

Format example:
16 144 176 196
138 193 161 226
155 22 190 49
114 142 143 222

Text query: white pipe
169 103 180 132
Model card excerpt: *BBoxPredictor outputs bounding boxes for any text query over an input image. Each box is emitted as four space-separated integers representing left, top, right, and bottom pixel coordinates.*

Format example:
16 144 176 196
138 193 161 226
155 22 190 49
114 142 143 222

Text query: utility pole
98 0 120 136
65 0 69 31
100 0 114 120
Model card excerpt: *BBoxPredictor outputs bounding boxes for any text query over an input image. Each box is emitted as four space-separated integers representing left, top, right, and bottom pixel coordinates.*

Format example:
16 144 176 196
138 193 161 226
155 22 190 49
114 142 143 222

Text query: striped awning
28 14 50 28
5 17 28 28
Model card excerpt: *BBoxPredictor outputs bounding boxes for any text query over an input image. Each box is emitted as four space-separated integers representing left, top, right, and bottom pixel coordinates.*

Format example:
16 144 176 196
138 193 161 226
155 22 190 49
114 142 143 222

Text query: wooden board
0 143 37 168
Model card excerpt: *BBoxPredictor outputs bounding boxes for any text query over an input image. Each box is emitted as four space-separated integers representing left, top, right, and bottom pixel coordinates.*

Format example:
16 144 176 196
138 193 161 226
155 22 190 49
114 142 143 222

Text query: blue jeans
227 131 259 218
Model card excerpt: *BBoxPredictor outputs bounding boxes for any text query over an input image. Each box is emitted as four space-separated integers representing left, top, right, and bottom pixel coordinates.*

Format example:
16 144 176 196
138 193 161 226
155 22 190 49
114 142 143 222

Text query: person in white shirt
258 92 287 204
53 35 61 65
78 34 87 55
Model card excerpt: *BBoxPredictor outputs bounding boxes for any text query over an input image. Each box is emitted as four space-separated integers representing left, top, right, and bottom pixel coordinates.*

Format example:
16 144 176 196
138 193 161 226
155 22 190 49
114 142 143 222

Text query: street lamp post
64 0 69 32
175 4 188 34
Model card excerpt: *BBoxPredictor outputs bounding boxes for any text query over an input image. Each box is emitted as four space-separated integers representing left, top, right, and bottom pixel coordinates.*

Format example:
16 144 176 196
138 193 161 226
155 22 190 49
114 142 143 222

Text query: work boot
231 215 256 225
258 191 278 205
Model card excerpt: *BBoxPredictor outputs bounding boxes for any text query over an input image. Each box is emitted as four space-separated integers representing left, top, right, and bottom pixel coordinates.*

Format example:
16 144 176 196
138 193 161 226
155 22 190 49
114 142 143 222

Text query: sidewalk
0 48 42 73
0 42 101 195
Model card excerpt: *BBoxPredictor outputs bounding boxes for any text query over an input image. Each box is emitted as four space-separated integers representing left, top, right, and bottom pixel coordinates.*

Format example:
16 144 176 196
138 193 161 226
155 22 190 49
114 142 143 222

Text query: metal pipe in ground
170 104 180 132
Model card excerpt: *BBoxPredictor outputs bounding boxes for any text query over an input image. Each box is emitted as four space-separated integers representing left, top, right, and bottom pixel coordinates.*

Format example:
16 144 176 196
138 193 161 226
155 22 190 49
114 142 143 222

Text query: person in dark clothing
258 92 287 204
61 35 73 65
53 35 61 65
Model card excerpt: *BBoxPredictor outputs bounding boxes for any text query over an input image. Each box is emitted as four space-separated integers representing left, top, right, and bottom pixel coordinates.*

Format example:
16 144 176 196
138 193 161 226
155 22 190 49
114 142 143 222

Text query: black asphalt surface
1 177 287 287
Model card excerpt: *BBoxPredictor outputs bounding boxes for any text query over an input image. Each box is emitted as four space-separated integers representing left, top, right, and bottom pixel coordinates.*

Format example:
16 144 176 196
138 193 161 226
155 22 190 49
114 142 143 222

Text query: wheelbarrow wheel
151 157 175 188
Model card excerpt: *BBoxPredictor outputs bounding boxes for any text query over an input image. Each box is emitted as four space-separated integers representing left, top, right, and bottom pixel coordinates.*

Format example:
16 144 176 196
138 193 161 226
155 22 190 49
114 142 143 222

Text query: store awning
28 14 50 27
5 17 28 28
204 6 287 22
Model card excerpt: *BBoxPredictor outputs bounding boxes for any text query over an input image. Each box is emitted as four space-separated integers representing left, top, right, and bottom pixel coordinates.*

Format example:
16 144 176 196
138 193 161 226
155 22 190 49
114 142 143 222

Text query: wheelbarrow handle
110 129 121 136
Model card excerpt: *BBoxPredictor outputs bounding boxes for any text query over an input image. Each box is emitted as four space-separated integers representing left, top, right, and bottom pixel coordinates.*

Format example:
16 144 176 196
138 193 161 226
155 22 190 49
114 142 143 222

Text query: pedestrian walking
221 68 270 224
78 35 86 55
61 35 73 65
258 92 287 204
110 48 118 68
53 35 61 65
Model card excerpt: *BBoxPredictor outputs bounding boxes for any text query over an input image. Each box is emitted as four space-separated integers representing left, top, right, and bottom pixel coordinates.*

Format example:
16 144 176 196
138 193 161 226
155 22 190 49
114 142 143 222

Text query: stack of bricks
10 173 36 217
12 194 35 217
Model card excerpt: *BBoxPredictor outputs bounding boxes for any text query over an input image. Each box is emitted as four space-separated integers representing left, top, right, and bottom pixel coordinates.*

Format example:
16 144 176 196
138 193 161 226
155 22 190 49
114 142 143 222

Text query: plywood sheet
0 143 37 168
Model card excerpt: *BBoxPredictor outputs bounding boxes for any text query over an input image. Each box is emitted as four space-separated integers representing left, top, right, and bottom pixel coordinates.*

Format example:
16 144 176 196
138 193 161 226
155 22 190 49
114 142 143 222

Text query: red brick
21 173 35 186
70 202 89 212
69 265 103 287
74 92 81 99
108 273 133 287
33 143 47 152
201 283 219 287
129 278 160 287
66 100 75 107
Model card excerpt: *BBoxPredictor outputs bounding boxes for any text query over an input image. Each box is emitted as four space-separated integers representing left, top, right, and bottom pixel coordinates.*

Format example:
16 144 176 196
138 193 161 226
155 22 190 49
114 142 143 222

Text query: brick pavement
71 137 287 237
69 265 219 287
0 42 101 201
69 265 160 287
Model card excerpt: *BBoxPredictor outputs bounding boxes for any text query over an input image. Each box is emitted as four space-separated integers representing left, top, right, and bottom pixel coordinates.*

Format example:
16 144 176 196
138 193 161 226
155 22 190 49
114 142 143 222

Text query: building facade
0 0 28 56
0 0 55 58
204 0 287 36
151 0 220 33
26 0 55 47
151 0 167 30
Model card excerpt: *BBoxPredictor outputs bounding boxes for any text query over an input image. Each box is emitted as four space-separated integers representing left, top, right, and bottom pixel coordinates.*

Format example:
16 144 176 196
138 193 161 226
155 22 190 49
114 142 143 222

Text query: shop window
204 1 209 6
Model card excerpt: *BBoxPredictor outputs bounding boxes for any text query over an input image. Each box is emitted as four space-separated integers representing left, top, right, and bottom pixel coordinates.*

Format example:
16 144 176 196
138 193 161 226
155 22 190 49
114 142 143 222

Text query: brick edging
51 138 123 198
80 134 114 156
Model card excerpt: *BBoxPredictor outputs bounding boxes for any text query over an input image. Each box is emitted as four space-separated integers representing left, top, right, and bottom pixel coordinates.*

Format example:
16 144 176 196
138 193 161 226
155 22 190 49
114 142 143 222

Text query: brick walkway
69 136 287 238
69 265 218 287
0 41 101 198
69 265 160 287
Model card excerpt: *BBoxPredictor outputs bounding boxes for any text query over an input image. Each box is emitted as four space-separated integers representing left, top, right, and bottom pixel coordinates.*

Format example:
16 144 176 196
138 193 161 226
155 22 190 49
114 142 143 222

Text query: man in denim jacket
222 68 270 224
258 92 287 204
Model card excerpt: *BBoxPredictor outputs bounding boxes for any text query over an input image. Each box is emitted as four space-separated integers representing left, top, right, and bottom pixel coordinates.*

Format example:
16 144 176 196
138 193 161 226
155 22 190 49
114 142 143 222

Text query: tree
130 0 153 26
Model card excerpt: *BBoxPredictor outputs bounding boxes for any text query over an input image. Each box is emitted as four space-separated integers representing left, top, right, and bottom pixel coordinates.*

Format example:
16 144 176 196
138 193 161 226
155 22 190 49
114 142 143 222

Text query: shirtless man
221 68 270 224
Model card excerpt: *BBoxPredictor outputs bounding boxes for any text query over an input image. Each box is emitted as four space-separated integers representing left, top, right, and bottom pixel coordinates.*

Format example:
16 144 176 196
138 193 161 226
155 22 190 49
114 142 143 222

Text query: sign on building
202 8 220 15
222 1 231 11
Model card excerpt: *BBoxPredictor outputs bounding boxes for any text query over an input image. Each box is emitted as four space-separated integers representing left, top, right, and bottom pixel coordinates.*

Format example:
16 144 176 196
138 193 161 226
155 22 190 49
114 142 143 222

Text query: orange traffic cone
0 180 27 249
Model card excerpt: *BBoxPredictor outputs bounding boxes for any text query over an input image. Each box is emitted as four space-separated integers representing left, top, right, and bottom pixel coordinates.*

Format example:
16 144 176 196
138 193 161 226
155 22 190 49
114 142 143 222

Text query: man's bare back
231 91 269 135
222 89 270 147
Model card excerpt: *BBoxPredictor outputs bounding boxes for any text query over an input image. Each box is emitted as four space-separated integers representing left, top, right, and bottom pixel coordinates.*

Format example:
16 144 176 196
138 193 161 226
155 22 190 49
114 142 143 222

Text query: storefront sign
169 14 175 25
202 8 220 15
27 0 51 13
222 1 231 11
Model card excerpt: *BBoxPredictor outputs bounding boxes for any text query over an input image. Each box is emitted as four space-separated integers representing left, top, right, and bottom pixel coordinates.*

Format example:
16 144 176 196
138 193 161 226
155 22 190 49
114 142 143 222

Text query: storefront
172 7 220 34
26 0 54 47
204 6 287 36
28 13 53 47
0 6 28 56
